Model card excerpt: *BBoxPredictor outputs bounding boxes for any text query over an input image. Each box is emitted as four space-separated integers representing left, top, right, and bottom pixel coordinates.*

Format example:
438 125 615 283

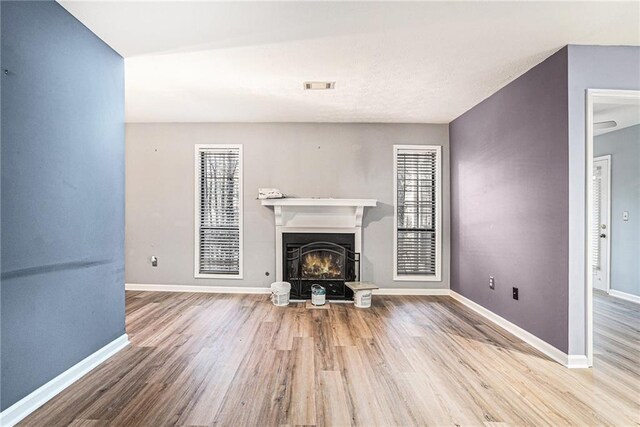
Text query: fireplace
283 233 359 300
261 198 376 299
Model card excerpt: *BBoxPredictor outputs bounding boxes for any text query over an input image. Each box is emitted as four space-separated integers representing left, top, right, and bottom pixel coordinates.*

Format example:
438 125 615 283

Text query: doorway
586 89 640 367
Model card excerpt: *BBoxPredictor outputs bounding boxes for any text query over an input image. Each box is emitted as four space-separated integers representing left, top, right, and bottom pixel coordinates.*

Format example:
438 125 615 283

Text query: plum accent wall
449 48 569 353
1 1 125 410
125 123 450 290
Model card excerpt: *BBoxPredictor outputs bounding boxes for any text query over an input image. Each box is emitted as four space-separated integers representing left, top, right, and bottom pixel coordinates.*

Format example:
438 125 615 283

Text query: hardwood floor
21 291 639 426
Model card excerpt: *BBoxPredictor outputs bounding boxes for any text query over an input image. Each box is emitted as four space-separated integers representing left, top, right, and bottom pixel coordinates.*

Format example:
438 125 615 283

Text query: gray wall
594 124 640 297
126 123 450 290
449 48 569 353
566 45 640 355
1 1 125 410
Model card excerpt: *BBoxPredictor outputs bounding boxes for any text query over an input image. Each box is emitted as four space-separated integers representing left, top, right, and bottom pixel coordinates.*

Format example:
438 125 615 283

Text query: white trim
449 291 582 368
393 144 442 282
373 288 450 296
609 289 640 305
0 334 129 427
126 283 270 294
393 275 442 282
261 198 376 207
585 89 640 368
194 144 243 280
593 154 612 293
566 355 590 369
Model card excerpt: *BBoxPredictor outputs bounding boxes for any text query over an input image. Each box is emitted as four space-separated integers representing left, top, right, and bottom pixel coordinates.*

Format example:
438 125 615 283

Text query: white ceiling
59 1 640 123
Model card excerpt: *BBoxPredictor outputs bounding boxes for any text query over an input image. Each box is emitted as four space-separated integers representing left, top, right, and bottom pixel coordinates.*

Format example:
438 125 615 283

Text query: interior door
592 157 610 292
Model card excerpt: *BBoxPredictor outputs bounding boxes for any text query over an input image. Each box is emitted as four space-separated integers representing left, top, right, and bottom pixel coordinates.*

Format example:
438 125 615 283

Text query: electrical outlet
489 276 495 290
151 256 158 267
512 287 519 300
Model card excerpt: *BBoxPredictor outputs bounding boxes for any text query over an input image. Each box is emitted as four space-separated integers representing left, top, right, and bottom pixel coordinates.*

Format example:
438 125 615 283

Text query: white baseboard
125 283 271 294
608 289 640 305
374 288 450 296
566 355 590 369
0 334 129 427
449 291 585 368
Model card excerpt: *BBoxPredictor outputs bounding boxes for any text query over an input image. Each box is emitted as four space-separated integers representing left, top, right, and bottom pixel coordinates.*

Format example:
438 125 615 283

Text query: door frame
585 89 640 367
592 154 611 293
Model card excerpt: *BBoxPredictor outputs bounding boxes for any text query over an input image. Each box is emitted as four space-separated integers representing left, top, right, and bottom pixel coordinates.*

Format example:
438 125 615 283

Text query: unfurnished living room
1 1 639 426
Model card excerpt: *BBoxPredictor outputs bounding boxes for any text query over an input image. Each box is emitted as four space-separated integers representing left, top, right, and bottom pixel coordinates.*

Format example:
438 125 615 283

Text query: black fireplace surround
283 233 359 300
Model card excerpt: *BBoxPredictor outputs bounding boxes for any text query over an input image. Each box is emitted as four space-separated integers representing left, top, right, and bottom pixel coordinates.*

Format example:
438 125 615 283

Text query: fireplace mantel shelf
261 198 377 207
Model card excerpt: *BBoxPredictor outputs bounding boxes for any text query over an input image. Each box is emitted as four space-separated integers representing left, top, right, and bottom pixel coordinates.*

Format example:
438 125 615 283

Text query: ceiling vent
304 81 335 90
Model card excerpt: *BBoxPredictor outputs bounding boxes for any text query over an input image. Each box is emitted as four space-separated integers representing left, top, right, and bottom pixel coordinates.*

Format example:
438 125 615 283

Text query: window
592 165 602 269
393 145 441 281
195 145 243 278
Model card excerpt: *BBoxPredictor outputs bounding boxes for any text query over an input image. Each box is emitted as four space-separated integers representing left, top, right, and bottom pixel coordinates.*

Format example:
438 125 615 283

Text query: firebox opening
282 232 357 300
302 251 343 279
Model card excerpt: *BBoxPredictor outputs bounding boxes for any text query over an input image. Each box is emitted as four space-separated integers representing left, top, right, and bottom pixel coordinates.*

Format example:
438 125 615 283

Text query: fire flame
302 253 342 279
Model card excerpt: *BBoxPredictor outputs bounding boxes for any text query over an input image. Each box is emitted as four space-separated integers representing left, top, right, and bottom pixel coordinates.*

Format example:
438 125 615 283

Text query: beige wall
126 123 449 289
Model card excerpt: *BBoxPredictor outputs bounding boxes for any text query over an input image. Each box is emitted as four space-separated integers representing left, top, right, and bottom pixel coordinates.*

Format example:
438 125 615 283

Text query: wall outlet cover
512 287 519 300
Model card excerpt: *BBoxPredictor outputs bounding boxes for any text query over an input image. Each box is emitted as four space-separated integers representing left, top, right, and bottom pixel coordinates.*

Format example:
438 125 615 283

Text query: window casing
393 145 441 281
195 144 243 278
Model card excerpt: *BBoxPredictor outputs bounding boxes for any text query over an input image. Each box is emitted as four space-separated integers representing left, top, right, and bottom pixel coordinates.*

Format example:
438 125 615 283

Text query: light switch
623 211 630 221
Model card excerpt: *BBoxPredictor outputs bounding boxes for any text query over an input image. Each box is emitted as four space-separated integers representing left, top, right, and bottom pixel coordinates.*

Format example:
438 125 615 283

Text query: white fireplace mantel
261 198 377 207
262 198 377 281
261 198 377 227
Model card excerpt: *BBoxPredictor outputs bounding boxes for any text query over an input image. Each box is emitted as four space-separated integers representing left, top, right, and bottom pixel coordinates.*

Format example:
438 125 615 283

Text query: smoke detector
303 81 335 90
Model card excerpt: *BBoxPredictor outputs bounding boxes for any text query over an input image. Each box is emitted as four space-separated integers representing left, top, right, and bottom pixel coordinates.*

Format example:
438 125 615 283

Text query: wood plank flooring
21 291 639 426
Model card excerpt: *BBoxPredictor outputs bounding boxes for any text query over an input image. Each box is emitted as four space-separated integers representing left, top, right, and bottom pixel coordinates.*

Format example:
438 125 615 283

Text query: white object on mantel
258 188 284 199
261 198 377 282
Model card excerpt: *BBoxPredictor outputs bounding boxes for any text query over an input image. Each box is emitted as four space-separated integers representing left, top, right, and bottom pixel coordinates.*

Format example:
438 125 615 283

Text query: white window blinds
394 146 441 280
592 166 602 269
196 145 243 277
